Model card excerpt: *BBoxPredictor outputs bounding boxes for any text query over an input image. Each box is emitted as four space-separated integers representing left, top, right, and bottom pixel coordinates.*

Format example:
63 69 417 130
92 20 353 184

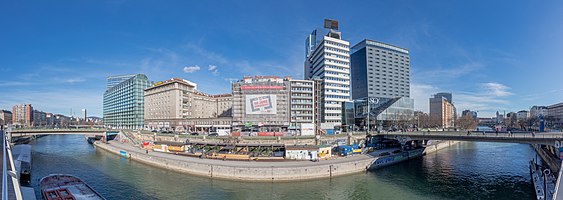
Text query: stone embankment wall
95 139 460 182
94 142 374 182
423 140 460 155
533 144 562 173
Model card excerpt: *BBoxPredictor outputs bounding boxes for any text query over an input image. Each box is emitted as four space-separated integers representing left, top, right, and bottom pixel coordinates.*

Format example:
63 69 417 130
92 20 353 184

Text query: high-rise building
289 78 316 135
106 74 137 90
103 74 151 129
12 104 33 127
304 19 350 130
429 93 455 128
144 78 232 133
0 110 12 126
348 39 414 131
434 92 452 104
351 39 410 99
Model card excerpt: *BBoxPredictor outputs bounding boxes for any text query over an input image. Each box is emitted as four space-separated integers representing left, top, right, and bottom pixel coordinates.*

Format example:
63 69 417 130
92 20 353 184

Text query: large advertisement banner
246 95 277 115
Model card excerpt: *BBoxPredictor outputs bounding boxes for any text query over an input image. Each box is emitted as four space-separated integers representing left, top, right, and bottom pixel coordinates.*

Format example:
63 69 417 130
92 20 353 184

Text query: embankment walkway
95 141 378 181
95 140 459 182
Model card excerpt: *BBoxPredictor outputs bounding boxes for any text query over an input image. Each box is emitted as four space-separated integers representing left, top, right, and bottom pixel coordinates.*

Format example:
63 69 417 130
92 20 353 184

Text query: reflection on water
31 135 534 199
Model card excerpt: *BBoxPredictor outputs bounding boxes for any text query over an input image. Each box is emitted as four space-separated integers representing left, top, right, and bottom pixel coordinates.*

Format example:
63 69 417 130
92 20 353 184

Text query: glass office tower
103 74 151 129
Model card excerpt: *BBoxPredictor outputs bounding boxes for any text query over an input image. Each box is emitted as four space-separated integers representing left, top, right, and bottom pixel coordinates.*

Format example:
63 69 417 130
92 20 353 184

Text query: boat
530 160 556 200
40 174 105 200
12 144 32 184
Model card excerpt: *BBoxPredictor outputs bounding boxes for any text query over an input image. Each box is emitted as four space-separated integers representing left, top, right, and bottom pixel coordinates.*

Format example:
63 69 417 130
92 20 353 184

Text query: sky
1 1 562 117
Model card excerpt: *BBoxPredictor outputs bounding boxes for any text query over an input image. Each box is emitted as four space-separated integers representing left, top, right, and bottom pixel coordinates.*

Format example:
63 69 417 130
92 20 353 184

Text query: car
208 133 219 137
151 130 157 133
379 152 391 156
190 132 199 136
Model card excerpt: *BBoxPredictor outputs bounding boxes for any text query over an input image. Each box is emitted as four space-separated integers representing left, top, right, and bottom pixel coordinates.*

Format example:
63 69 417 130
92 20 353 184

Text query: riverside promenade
94 139 459 182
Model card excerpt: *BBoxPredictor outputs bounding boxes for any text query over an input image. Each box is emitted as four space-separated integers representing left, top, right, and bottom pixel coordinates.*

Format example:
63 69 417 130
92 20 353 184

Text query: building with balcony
289 79 316 135
429 93 455 128
12 104 33 127
304 19 351 131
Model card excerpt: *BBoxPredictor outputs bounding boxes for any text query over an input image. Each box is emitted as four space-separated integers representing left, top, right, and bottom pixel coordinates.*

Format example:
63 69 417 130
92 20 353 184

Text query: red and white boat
40 174 105 200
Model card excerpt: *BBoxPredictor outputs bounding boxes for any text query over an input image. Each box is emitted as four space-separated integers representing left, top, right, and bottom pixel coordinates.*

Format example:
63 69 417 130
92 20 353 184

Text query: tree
457 115 478 130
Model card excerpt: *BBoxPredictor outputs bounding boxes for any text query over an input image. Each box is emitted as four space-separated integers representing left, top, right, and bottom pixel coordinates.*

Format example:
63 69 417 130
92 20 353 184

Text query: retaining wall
94 142 374 182
94 140 460 182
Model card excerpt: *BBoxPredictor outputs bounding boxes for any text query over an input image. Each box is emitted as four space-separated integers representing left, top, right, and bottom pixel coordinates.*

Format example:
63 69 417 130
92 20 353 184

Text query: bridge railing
372 131 563 140
2 131 22 200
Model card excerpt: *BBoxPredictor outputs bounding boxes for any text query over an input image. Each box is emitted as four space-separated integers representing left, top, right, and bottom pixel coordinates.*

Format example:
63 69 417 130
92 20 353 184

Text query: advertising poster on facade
245 95 277 115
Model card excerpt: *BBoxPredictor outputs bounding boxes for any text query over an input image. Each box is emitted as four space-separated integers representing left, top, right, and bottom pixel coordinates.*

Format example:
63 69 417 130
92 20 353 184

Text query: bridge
373 131 563 147
9 129 106 137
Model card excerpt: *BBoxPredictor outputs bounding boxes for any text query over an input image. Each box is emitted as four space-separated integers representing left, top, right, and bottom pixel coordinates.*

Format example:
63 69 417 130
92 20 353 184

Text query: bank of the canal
31 135 536 199
93 138 459 182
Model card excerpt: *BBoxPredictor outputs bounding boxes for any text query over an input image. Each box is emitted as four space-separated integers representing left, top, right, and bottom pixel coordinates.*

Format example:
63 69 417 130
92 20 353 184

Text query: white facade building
304 20 351 130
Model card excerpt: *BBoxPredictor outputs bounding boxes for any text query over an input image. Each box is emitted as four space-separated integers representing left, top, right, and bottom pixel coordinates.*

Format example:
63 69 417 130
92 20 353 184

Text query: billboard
245 95 277 115
324 19 339 30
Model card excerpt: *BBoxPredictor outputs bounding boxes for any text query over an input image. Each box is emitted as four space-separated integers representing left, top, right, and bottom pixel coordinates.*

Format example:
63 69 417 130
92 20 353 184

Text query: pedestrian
145 149 148 154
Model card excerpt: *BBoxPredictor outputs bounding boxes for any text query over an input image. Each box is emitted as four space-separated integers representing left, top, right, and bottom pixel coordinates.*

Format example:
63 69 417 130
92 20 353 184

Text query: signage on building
240 86 283 90
368 97 380 105
324 19 339 30
245 95 277 115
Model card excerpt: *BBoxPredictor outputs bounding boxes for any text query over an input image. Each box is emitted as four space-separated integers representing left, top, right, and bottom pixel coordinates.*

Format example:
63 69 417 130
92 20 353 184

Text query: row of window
325 41 350 49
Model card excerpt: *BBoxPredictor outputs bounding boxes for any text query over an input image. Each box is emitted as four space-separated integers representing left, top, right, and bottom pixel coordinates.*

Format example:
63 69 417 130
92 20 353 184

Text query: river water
29 135 536 200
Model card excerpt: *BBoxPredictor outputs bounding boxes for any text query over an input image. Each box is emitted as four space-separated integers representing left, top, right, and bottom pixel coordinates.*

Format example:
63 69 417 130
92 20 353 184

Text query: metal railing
2 130 23 200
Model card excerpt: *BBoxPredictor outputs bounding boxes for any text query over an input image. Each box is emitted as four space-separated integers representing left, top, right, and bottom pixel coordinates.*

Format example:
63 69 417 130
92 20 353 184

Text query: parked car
190 132 199 136
208 133 219 137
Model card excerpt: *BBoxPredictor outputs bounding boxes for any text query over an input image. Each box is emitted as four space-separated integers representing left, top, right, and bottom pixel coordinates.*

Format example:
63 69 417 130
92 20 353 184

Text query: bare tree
457 115 477 130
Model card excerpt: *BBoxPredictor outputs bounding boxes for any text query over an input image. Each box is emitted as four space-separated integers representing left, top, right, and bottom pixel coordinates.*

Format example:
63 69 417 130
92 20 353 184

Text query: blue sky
1 1 562 117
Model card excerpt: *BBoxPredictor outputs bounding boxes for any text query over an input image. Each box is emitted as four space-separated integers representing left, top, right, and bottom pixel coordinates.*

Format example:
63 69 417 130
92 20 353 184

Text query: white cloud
224 78 239 82
183 65 201 73
65 78 86 84
208 65 219 75
482 82 513 97
412 62 484 82
410 83 440 112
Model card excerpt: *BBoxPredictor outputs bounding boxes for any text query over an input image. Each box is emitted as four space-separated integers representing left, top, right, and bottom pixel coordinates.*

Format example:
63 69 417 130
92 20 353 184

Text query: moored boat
40 174 105 200
530 160 556 200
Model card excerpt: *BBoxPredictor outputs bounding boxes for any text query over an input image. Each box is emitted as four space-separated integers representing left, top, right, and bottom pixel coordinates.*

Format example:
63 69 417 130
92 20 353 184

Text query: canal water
30 135 536 199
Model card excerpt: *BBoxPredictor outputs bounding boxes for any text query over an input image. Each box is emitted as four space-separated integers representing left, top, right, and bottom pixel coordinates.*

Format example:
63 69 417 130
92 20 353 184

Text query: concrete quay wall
533 144 561 173
423 140 460 155
94 139 460 182
94 142 374 182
